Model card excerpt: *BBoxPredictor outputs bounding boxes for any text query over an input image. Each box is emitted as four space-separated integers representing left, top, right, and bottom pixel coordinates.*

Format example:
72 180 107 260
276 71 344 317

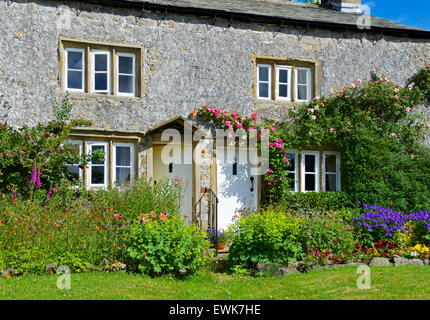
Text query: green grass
1 266 430 300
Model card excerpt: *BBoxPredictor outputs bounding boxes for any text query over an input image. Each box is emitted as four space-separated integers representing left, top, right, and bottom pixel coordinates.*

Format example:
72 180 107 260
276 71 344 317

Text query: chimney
322 0 362 14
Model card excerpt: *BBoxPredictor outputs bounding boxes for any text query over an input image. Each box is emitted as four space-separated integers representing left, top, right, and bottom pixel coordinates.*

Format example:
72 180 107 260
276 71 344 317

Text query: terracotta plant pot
217 243 226 250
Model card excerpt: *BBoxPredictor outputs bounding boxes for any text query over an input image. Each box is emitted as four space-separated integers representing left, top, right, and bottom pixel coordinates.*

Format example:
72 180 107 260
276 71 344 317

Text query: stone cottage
0 0 429 229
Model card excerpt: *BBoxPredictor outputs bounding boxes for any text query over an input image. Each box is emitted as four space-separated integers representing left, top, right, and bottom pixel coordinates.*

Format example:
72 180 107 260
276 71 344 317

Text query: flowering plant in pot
206 228 228 250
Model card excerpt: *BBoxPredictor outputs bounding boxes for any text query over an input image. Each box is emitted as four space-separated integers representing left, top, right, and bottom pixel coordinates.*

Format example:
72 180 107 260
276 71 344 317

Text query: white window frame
300 150 320 192
64 140 83 186
87 141 109 188
113 142 135 185
116 53 136 97
286 149 299 192
322 151 341 192
91 50 111 94
65 48 85 92
295 67 312 102
276 65 292 101
257 64 272 100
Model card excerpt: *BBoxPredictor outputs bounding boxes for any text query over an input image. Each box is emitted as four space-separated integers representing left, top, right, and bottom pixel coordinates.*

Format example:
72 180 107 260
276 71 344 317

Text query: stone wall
0 0 429 131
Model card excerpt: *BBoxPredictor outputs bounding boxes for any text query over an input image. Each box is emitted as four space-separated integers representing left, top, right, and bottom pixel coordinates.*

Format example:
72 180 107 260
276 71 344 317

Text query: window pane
259 66 269 82
65 165 80 180
91 146 105 164
116 168 131 185
91 166 105 184
67 51 83 70
288 172 295 189
326 174 337 192
305 174 316 191
259 83 269 98
286 153 295 172
298 85 308 101
297 69 308 85
279 69 289 83
325 155 337 173
67 70 83 89
94 54 108 71
95 73 108 91
119 75 133 94
305 154 315 173
118 56 133 74
116 146 131 166
279 84 289 98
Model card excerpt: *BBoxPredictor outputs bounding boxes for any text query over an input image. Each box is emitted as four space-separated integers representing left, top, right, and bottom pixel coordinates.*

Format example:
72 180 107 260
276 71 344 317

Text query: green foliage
124 213 213 276
0 94 98 197
412 65 430 102
0 178 186 274
53 92 74 122
227 209 305 269
270 68 430 211
274 191 354 211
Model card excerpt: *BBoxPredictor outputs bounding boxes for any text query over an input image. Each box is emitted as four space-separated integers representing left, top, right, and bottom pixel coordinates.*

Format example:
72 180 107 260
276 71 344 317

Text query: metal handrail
193 187 219 256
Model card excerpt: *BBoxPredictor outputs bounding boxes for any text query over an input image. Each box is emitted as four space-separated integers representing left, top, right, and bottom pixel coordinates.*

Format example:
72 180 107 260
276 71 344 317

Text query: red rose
44 133 50 138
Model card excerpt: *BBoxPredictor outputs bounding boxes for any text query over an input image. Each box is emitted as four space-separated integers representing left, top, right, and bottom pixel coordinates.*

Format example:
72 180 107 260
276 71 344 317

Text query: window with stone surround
254 57 318 103
60 38 143 97
66 138 136 189
286 149 341 192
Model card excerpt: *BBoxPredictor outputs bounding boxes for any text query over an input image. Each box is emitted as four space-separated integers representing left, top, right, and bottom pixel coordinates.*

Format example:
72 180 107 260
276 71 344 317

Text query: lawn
1 266 430 300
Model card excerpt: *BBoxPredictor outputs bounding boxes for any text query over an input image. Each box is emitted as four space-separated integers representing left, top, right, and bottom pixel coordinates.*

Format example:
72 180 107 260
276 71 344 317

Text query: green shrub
275 191 354 211
289 209 356 255
412 65 430 101
227 209 305 269
124 213 213 276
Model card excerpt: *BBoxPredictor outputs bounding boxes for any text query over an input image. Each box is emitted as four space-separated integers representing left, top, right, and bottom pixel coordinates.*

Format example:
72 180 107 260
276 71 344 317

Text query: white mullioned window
91 50 111 94
113 142 134 185
257 64 272 100
117 53 135 96
300 150 320 192
87 141 109 188
65 48 85 92
276 65 292 101
64 140 83 185
296 67 312 102
286 150 299 192
323 151 341 192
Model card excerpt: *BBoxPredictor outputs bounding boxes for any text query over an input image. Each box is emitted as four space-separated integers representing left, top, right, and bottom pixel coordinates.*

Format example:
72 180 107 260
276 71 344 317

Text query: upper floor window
65 48 85 92
255 58 315 102
61 39 143 97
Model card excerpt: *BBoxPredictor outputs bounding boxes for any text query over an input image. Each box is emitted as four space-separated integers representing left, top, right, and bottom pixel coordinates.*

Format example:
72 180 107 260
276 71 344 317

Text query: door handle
250 176 254 192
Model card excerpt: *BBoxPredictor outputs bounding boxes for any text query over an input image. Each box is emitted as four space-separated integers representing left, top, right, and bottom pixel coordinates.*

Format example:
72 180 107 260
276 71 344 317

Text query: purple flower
30 165 37 184
12 191 17 201
46 188 53 200
35 169 41 190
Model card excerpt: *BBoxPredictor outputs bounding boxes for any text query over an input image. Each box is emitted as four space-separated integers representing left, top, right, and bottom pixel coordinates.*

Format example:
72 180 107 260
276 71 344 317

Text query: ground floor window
285 149 341 192
65 139 136 188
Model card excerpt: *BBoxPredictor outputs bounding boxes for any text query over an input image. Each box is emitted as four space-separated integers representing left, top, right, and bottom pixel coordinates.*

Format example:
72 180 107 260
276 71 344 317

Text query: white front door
153 145 193 224
216 148 258 231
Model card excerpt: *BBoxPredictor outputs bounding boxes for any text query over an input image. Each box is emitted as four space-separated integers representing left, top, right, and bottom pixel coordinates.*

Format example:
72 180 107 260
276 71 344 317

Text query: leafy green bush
124 213 213 276
227 209 305 269
275 191 354 211
0 178 185 274
412 65 430 101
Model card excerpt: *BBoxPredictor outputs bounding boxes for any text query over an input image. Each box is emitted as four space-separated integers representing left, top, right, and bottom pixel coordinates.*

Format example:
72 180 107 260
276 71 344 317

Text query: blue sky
363 1 430 31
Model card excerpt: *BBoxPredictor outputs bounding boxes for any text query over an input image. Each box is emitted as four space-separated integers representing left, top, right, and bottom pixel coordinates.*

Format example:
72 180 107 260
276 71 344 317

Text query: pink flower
267 168 273 174
258 133 262 138
251 113 258 122
268 182 272 186
330 128 334 132
160 213 167 220
406 107 411 113
284 158 289 163
271 127 276 133
12 191 17 201
311 115 316 120
149 211 156 217
273 179 277 183
350 83 356 89
411 154 415 159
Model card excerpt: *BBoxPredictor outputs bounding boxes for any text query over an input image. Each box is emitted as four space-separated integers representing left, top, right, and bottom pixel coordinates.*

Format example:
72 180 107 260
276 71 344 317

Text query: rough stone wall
0 0 429 131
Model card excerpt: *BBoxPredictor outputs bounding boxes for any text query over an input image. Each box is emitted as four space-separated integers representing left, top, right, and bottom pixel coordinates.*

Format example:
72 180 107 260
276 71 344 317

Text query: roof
146 116 202 135
86 0 430 38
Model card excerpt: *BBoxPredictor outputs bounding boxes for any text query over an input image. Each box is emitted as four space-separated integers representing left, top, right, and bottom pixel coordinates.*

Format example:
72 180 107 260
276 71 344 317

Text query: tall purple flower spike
35 169 41 190
30 165 37 184
12 191 17 201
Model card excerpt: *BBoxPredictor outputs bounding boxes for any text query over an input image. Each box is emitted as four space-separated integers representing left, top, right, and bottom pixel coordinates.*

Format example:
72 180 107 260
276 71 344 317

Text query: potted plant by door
207 228 228 250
